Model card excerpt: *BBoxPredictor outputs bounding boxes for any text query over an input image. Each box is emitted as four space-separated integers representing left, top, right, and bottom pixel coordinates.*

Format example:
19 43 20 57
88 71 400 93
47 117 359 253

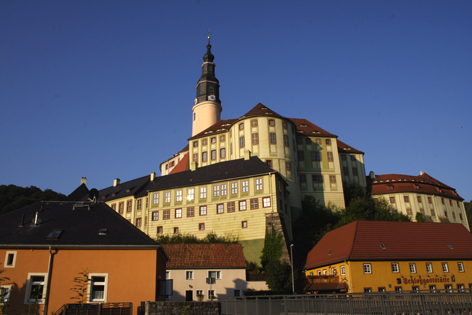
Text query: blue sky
1 1 471 202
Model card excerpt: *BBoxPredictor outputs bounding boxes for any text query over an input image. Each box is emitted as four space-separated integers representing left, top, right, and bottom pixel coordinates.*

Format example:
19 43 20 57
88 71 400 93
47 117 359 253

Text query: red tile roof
336 139 364 154
188 119 237 140
169 152 189 175
241 103 285 119
162 243 246 269
368 172 462 201
305 221 472 270
288 118 337 137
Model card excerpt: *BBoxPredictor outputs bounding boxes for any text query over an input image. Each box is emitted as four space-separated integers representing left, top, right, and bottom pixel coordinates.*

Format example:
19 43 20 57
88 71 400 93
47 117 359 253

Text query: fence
220 292 472 315
53 303 133 315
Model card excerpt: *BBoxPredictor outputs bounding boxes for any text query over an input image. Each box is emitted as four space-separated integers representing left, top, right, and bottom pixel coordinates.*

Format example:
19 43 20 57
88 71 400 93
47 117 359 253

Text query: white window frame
208 271 221 280
164 191 171 203
25 273 48 304
391 263 399 273
4 251 16 268
217 204 224 214
153 193 159 204
363 263 372 274
442 262 449 273
187 188 195 201
242 180 249 193
175 208 182 218
1 285 12 304
186 271 194 280
458 262 465 273
176 190 183 202
340 265 346 276
409 263 417 274
213 185 219 197
221 184 227 196
255 178 263 191
88 273 108 303
200 187 207 199
239 201 247 211
263 197 271 207
426 263 433 273
231 182 238 194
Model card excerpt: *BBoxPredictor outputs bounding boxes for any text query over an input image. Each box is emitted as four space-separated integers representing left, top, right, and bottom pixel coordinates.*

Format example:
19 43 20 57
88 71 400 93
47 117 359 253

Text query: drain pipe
43 246 54 315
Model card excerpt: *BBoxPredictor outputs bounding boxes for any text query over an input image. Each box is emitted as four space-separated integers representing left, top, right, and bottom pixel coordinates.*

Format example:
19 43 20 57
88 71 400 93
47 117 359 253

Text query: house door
186 290 193 301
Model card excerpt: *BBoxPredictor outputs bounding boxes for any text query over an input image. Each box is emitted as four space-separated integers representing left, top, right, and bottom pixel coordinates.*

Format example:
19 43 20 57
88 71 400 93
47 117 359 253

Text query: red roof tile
188 119 237 140
305 221 472 270
288 118 337 137
169 152 189 175
162 243 246 269
368 172 462 201
336 139 364 154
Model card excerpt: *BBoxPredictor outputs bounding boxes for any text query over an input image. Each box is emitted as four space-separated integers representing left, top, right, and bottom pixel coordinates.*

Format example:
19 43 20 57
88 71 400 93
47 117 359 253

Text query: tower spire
192 33 222 136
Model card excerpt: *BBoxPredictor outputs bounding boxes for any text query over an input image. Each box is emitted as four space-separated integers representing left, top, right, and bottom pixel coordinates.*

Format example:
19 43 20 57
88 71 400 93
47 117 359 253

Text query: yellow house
368 172 469 230
304 221 472 293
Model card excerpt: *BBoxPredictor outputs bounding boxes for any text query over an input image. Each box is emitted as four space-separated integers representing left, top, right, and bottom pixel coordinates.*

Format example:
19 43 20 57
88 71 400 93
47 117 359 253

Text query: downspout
346 261 353 294
43 246 54 315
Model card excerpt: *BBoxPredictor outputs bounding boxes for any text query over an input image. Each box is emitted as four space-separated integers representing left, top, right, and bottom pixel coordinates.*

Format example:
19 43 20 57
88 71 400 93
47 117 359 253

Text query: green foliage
259 226 283 270
265 260 295 293
415 212 427 223
246 260 263 274
179 303 190 315
70 269 91 304
155 231 238 244
0 185 66 215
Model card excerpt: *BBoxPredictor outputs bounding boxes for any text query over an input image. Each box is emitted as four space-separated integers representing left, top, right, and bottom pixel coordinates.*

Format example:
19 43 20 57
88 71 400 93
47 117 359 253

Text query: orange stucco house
0 200 168 315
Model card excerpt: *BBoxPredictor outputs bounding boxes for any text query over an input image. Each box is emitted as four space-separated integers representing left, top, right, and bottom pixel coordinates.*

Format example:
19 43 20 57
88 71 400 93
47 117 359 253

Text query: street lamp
290 244 295 294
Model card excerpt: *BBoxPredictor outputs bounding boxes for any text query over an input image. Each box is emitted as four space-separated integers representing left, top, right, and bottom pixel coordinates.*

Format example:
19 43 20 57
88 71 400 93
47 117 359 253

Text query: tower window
208 86 214 95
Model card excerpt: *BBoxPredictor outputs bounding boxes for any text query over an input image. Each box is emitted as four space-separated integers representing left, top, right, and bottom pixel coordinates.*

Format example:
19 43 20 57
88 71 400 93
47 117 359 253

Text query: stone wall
143 301 220 315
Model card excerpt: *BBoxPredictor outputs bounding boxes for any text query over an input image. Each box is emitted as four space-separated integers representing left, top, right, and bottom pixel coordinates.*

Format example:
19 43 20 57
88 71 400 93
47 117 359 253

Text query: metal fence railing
219 292 472 315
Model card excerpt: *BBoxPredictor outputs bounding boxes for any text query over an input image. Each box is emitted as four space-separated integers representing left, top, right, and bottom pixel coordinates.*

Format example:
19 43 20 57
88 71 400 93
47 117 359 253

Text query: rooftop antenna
207 29 211 44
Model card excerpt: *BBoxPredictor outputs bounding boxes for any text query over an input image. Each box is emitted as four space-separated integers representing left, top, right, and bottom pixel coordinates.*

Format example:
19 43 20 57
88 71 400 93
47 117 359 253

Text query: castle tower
192 34 222 136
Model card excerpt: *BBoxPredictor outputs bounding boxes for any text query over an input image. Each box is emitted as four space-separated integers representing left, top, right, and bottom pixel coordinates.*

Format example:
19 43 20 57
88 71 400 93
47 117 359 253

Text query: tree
0 263 10 315
155 231 238 244
0 185 66 215
259 225 284 270
265 260 293 293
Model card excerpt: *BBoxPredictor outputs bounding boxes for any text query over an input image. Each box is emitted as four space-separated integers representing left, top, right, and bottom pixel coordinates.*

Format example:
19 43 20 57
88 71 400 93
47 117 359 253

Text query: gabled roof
241 103 285 119
305 221 472 270
368 172 462 201
169 152 189 174
144 156 281 193
337 139 364 154
0 201 160 248
163 244 246 269
98 175 150 202
288 118 337 138
66 183 90 201
188 119 237 140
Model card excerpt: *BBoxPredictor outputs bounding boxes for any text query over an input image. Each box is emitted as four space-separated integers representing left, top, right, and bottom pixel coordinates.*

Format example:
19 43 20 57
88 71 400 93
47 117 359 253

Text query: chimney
190 161 197 171
81 177 87 185
150 172 156 181
244 150 252 161
113 178 120 187
369 171 375 179
420 171 424 175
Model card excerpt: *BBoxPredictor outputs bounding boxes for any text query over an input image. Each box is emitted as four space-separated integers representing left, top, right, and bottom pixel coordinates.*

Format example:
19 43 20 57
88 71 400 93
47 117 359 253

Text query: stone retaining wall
143 301 220 315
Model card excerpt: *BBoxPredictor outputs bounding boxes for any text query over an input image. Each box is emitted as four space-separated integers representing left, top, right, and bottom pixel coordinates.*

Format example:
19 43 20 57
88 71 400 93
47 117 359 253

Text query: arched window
208 86 215 95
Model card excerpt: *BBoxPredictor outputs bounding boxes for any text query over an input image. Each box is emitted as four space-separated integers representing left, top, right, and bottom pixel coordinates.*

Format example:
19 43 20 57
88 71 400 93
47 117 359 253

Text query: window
364 288 372 293
298 151 305 161
255 178 263 191
388 185 394 191
173 227 179 234
137 199 142 210
239 123 244 130
449 199 452 206
242 180 249 193
208 271 221 280
263 197 271 207
252 133 259 144
390 197 395 203
409 263 417 273
445 284 453 293
199 223 205 230
200 187 207 199
332 268 337 276
175 208 182 218
251 119 258 127
286 162 291 171
164 192 171 203
163 210 170 220
219 184 227 196
266 160 272 167
220 148 226 158
444 211 448 218
391 263 399 273
458 262 465 272
429 285 436 293
239 201 247 211
227 202 235 212
420 208 425 215
299 175 307 183
428 197 432 203
442 262 449 273
217 204 224 214
220 135 225 142
202 151 207 162
297 137 302 144
404 196 409 202
111 204 116 211
234 289 241 297
200 206 207 216
352 168 358 176
330 176 336 183
239 136 245 147
202 139 207 145
378 287 386 292
4 251 16 268
136 218 142 227
187 188 194 201
417 196 422 203
350 155 356 161
231 182 238 194
269 133 276 144
176 190 182 202
412 286 420 292
1 285 11 304
26 274 47 303
187 207 194 217
88 274 108 303
395 286 402 292
126 200 132 212
343 167 349 176
211 150 216 160
363 263 372 274
326 139 331 145
312 175 323 183
327 152 333 161
431 209 436 216
442 198 445 204
193 153 198 162
152 211 159 221
242 221 248 228
407 208 413 216
250 199 258 209
457 284 465 293
118 202 124 214
211 137 216 143
268 119 275 126
186 271 194 280
213 185 220 197
340 265 345 276
193 141 198 147
284 135 289 147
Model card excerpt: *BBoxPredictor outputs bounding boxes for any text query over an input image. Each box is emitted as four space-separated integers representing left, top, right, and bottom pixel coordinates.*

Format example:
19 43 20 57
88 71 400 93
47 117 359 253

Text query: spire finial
207 29 211 45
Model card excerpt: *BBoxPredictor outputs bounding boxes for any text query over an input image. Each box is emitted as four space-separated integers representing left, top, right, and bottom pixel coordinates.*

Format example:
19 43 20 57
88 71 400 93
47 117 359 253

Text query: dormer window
47 230 63 240
388 185 394 191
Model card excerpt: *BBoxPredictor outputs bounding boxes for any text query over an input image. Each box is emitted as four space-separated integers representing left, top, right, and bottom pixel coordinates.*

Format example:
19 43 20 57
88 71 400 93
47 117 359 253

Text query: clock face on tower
208 95 216 101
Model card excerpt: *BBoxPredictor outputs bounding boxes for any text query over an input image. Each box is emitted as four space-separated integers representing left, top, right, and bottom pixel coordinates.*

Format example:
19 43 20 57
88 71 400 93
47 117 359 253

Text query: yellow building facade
304 221 472 293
